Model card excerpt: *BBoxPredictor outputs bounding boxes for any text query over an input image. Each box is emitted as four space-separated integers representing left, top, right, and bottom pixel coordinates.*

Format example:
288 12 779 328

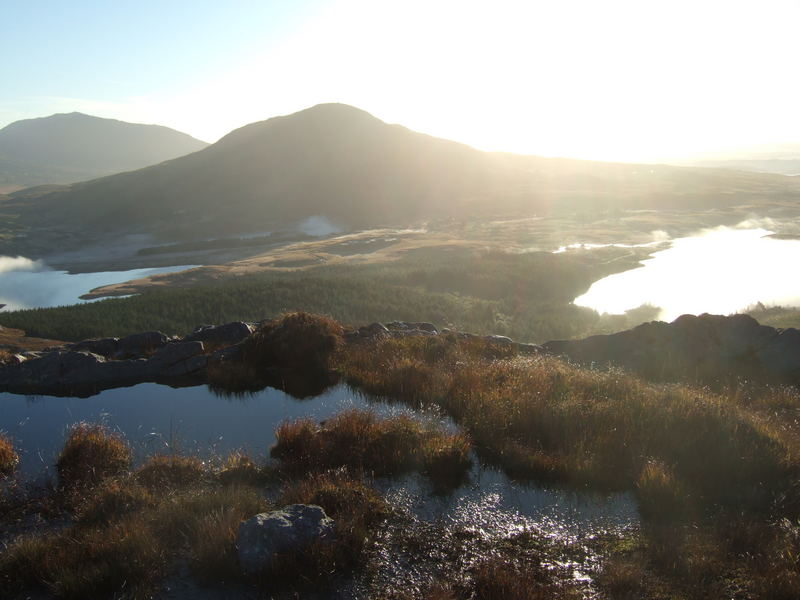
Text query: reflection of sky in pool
0 381 638 539
0 256 196 310
575 227 800 321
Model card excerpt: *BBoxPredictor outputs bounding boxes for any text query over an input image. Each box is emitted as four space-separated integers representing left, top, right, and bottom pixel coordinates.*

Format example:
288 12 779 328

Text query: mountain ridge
5 103 800 255
0 112 209 189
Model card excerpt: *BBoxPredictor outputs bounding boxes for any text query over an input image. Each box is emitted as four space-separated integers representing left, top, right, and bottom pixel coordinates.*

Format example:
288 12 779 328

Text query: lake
0 256 196 310
574 226 800 321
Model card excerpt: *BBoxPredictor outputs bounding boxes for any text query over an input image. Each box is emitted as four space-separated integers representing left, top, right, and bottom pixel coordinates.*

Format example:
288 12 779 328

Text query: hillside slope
0 112 208 189
6 104 800 251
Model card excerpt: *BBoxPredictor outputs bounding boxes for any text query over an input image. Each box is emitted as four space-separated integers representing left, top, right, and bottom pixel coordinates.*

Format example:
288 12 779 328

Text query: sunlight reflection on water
574 227 800 321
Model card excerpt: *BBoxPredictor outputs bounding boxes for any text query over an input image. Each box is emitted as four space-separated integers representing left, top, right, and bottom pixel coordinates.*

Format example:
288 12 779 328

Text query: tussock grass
0 520 167 599
134 454 207 489
243 311 344 370
75 478 157 526
271 408 471 484
0 433 19 479
216 451 268 487
341 335 793 509
2 419 405 597
273 470 392 581
56 423 131 490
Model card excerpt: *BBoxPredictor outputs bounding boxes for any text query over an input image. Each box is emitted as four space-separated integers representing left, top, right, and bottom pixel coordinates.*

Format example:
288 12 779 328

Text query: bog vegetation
0 247 655 342
5 312 800 598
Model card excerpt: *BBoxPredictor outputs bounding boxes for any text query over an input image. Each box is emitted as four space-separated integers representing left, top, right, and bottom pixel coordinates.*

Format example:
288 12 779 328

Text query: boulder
358 322 390 337
114 331 169 359
185 322 253 346
756 328 800 380
237 504 334 574
210 343 243 364
160 354 208 378
148 341 205 373
485 334 513 345
69 337 119 357
0 351 113 393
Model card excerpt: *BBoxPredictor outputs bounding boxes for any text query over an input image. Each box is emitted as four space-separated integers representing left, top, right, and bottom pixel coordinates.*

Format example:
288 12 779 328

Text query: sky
2 0 799 162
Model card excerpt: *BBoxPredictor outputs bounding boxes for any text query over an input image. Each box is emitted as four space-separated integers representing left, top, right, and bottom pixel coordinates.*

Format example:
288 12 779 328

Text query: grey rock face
185 322 253 346
359 322 390 337
237 504 335 574
148 341 205 371
69 337 119 357
114 331 169 359
485 334 513 345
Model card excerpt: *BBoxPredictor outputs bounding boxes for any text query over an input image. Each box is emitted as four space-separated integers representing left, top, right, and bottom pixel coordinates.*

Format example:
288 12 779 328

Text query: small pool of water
574 226 800 321
0 382 637 535
0 256 197 310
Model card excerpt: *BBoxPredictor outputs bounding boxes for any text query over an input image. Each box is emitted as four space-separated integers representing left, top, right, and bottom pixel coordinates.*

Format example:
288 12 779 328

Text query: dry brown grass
271 408 471 484
216 451 268 486
243 311 344 370
134 454 207 489
0 433 19 479
340 335 793 507
56 423 131 490
264 470 392 588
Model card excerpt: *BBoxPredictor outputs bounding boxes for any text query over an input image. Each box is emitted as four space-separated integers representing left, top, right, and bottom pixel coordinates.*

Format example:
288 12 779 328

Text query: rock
389 329 436 337
185 322 253 346
210 343 243 364
114 331 169 359
148 341 205 373
359 322 390 337
516 342 543 354
0 351 105 392
161 354 208 378
485 334 513 345
70 337 119 357
237 504 334 574
543 313 800 384
757 328 800 380
385 321 438 333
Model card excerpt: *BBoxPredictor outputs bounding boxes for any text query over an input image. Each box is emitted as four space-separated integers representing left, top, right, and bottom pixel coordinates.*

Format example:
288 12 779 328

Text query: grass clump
56 423 131 490
636 459 686 521
75 479 156 526
271 408 471 483
0 520 167 599
243 311 344 370
341 336 792 508
135 454 207 490
0 433 19 479
263 471 392 589
217 451 268 486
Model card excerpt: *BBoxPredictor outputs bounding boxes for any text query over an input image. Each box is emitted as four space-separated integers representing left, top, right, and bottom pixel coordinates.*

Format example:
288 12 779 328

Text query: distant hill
0 112 208 189
6 104 800 253
674 143 800 176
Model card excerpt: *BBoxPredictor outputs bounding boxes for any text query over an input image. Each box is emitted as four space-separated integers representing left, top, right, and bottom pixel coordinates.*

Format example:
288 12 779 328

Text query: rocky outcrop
185 322 253 346
114 331 169 359
0 340 207 396
544 313 800 384
9 313 795 397
236 505 334 574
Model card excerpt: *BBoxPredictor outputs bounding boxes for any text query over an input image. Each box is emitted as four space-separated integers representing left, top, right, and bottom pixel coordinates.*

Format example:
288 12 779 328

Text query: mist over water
575 226 800 321
0 255 42 274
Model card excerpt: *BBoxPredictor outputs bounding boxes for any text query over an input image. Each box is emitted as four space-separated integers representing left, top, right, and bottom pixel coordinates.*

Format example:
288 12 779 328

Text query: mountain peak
0 112 209 188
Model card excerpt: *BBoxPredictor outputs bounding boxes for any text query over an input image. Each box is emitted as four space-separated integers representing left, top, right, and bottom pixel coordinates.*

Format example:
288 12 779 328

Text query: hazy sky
2 0 799 162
